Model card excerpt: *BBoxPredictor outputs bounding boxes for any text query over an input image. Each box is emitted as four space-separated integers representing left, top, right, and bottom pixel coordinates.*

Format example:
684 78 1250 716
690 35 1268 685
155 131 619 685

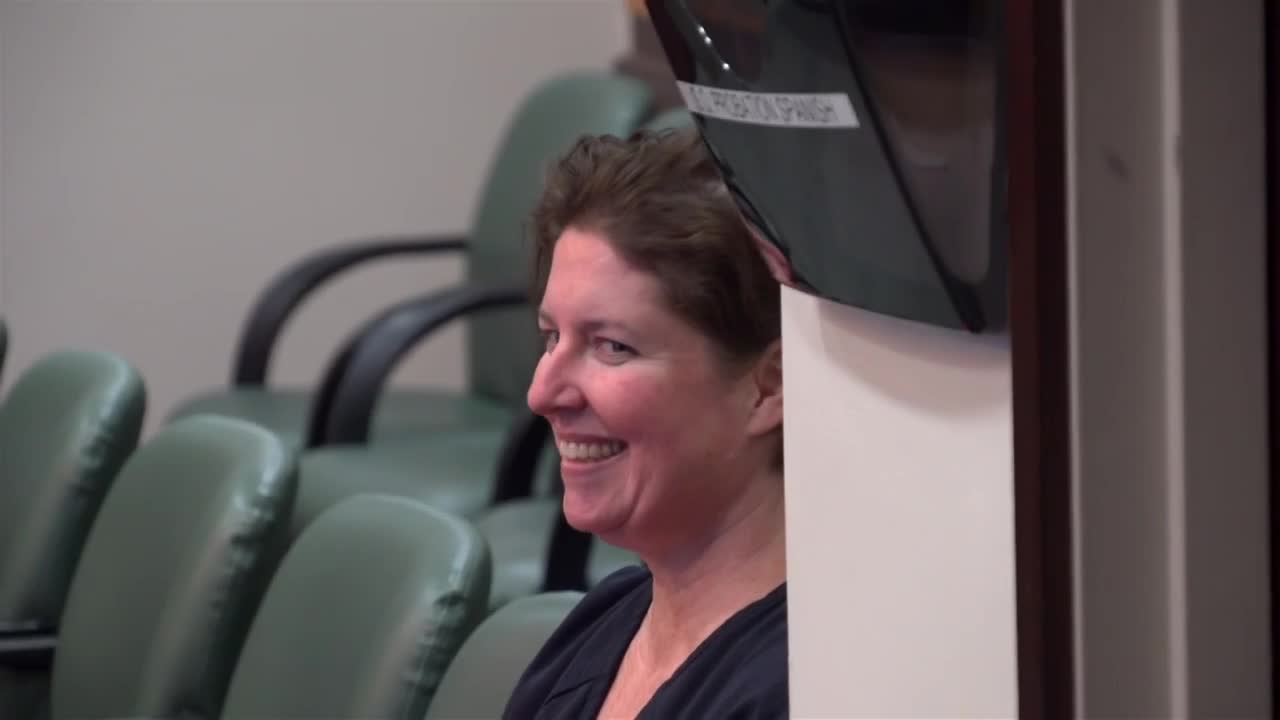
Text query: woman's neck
634 479 787 665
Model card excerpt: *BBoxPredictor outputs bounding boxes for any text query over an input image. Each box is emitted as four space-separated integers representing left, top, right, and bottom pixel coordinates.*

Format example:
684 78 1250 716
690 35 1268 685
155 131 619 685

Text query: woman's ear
740 214 800 288
753 235 797 288
747 340 783 438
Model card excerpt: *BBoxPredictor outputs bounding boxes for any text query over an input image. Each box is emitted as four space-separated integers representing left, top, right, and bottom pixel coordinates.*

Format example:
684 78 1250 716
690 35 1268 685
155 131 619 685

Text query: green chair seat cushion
292 428 509 539
169 387 512 449
475 498 639 611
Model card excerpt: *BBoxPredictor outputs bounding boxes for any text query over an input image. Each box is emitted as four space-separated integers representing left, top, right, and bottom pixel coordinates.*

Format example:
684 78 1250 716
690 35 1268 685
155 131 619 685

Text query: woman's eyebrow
537 309 632 336
580 316 639 336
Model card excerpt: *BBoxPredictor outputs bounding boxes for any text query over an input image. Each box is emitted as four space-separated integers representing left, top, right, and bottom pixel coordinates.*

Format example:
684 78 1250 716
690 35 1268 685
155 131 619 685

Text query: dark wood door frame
1007 0 1073 717
1266 0 1279 715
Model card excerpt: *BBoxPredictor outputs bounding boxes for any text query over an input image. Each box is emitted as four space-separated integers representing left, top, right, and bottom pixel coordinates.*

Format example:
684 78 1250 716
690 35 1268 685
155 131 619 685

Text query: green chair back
50 415 296 720
426 591 582 720
645 106 694 131
0 350 145 630
0 350 144 720
220 495 491 720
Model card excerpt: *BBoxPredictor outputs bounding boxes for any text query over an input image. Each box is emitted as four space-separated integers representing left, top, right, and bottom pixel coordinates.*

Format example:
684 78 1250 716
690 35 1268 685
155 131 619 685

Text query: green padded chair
478 500 637 612
470 108 695 609
173 72 653 547
37 415 296 720
0 350 145 719
425 591 582 720
265 74 656 539
220 495 490 720
169 70 655 454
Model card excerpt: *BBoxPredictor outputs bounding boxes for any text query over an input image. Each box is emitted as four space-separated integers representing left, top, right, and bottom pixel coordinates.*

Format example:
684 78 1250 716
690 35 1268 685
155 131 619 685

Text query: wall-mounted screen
645 0 1007 333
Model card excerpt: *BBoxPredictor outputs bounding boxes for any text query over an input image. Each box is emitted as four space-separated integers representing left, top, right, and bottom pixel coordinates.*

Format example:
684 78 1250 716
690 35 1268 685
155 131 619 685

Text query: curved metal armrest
0 625 56 670
306 283 530 447
233 234 468 386
491 410 552 504
542 511 592 593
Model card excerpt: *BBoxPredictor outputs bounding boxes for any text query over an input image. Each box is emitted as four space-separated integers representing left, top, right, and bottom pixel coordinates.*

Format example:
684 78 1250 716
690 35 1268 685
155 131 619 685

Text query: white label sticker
676 81 860 129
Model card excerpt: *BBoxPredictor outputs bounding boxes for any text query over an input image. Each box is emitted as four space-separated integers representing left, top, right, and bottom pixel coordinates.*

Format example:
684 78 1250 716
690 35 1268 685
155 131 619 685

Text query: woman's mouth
557 439 627 464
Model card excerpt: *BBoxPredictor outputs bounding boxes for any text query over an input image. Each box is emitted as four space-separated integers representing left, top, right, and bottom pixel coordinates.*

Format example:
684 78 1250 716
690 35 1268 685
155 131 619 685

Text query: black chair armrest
542 512 592 593
306 284 530 447
232 234 468 386
491 410 553 504
0 626 56 670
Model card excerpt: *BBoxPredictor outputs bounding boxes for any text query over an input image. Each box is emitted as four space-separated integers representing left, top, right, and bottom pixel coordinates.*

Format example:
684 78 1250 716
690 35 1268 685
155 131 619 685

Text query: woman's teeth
558 440 625 462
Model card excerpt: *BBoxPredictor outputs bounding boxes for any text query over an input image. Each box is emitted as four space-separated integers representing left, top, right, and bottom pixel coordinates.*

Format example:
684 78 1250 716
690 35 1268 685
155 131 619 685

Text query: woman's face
528 227 780 554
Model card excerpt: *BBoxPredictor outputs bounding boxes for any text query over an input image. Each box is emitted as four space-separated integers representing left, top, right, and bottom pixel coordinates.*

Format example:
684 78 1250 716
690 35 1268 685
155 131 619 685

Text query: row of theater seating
167 69 691 607
0 355 573 718
0 70 690 718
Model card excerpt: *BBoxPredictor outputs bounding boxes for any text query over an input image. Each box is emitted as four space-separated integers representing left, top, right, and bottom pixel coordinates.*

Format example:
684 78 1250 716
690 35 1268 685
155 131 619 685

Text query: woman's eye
594 339 635 362
540 329 559 353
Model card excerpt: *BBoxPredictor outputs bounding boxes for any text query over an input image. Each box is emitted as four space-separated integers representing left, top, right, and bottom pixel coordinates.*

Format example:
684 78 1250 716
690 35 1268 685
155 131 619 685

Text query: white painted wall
0 0 629 430
784 291 1018 718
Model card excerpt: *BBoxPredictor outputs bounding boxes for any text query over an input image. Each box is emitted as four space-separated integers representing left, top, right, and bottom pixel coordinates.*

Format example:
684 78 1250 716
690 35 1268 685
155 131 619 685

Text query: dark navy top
503 565 789 719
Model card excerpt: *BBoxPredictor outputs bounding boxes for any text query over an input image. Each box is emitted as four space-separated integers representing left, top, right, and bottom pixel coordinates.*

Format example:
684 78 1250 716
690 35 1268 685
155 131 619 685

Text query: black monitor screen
645 0 1006 333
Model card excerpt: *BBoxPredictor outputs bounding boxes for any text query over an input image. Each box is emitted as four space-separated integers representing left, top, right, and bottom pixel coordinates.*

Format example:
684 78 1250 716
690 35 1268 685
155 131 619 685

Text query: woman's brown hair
531 127 780 366
531 127 782 467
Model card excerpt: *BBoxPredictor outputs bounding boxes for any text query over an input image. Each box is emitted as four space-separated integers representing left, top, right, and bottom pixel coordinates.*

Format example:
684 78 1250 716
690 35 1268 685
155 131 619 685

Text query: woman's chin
562 494 625 537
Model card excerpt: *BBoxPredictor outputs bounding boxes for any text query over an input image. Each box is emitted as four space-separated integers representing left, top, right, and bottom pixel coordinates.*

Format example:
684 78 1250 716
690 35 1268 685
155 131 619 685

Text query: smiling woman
503 129 788 719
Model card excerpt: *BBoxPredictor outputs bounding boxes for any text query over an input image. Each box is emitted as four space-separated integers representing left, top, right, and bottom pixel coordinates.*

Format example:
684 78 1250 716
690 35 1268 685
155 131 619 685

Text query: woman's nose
527 351 584 416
